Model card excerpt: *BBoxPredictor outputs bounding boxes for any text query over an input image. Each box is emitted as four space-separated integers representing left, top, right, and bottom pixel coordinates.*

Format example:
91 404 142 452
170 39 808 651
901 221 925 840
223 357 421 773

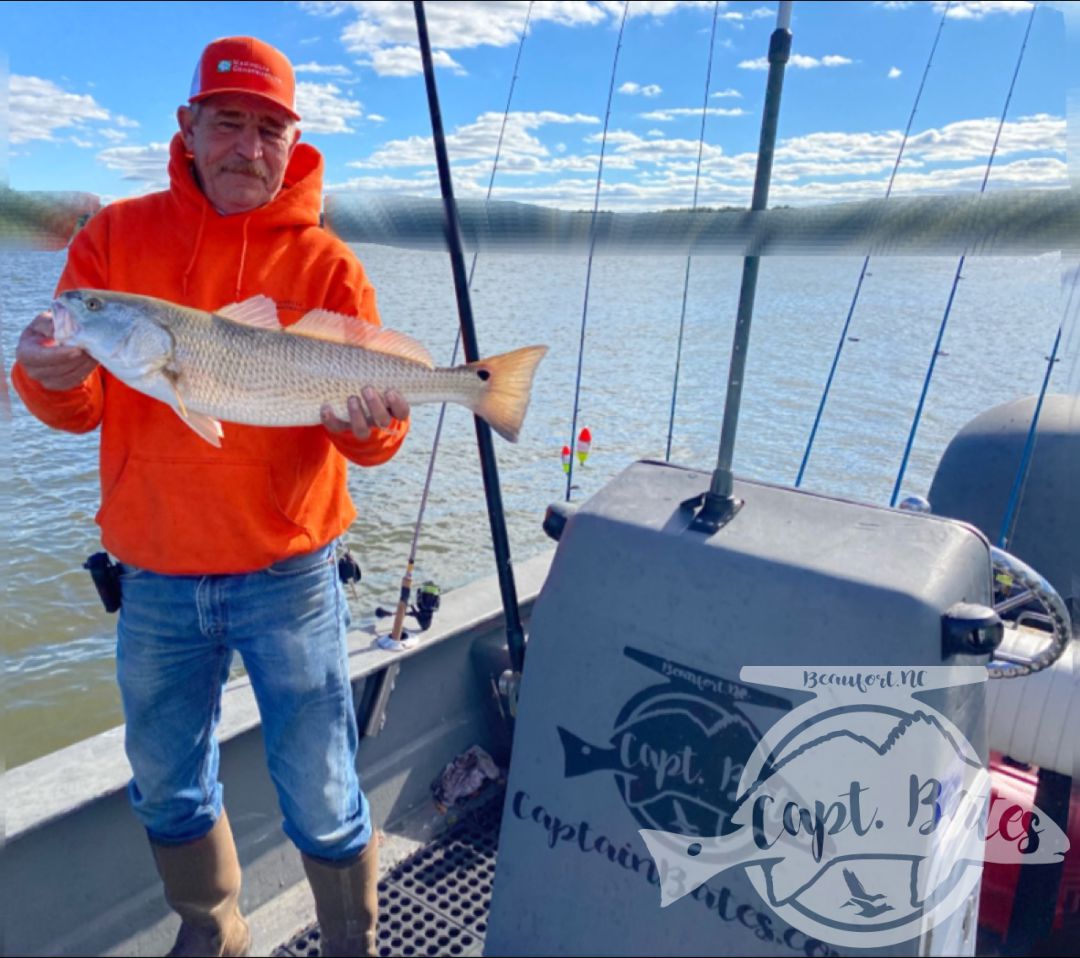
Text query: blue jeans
115 541 372 860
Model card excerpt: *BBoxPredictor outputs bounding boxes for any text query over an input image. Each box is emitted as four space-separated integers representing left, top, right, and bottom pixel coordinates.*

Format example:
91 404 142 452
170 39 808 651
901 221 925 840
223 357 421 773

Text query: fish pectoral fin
162 368 192 419
288 309 435 369
171 406 225 447
163 371 223 447
217 295 282 331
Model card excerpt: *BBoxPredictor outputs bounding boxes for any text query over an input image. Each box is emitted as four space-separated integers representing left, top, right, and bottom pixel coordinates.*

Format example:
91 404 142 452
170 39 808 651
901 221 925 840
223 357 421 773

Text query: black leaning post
413 0 527 674
691 1 792 534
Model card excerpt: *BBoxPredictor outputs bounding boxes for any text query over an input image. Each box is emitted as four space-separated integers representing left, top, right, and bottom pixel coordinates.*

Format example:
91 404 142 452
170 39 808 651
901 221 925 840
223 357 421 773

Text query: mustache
220 163 266 181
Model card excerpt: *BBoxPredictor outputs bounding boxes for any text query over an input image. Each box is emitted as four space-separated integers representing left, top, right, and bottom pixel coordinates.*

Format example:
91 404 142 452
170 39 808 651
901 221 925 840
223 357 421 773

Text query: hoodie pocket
96 455 314 573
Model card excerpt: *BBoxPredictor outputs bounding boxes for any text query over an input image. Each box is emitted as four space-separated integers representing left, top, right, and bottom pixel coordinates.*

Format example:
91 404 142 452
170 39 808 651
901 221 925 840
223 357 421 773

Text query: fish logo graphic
637 666 1071 948
217 60 232 73
556 648 787 838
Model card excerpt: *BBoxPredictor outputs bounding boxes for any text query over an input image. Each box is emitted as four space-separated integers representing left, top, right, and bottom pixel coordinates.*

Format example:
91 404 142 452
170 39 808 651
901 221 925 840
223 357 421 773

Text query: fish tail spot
469 345 547 442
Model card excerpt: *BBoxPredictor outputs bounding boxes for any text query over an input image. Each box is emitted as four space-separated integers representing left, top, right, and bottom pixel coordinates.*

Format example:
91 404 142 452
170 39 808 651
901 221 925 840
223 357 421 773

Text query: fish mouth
50 296 80 344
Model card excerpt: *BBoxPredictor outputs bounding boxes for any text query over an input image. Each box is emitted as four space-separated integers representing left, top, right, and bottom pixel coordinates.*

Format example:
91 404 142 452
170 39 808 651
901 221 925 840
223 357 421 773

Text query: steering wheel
897 496 1072 679
987 545 1073 679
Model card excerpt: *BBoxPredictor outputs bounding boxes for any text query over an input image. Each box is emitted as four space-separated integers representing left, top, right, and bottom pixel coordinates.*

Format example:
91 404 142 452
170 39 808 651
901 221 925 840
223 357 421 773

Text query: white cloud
739 53 853 70
324 153 1066 211
367 113 387 123
10 75 109 144
328 107 1061 211
938 0 1035 19
619 81 663 97
763 157 1065 204
766 115 1063 182
70 136 94 149
96 142 171 187
326 171 441 195
299 1 354 17
589 129 727 165
310 0 713 77
115 115 140 128
295 81 364 134
888 66 902 79
750 6 774 16
99 129 128 143
877 0 1034 17
711 88 743 99
597 0 714 19
295 61 353 76
640 106 747 121
905 114 1063 163
350 110 598 169
366 45 466 77
336 0 598 72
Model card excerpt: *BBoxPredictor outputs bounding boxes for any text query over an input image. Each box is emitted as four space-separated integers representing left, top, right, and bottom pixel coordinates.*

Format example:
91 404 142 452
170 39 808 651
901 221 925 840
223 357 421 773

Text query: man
12 37 405 958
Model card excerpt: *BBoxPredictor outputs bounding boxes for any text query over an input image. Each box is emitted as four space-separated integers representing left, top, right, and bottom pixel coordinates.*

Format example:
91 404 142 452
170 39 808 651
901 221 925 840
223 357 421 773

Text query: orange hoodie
13 134 408 574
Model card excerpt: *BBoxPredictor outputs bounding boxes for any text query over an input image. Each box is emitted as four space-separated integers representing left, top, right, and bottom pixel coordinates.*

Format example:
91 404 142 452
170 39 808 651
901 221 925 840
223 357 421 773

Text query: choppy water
1 244 1072 768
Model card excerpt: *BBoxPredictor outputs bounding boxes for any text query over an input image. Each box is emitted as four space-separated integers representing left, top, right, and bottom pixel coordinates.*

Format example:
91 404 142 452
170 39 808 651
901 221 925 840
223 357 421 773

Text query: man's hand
16 312 99 391
320 387 410 441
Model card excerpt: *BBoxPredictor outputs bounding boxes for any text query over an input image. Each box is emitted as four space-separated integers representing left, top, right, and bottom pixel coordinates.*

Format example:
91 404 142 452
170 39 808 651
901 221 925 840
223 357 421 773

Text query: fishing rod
666 1 722 464
689 1 793 533
412 0 527 674
564 0 630 502
378 2 535 651
890 1 1039 508
997 315 1068 551
795 0 951 488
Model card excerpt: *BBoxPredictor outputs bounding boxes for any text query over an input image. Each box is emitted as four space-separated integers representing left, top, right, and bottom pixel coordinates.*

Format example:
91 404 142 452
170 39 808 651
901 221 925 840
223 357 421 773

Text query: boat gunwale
5 550 554 841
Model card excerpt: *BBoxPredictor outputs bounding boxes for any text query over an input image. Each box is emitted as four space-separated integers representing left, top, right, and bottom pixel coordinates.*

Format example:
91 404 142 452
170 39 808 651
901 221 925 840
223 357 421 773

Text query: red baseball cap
189 36 300 121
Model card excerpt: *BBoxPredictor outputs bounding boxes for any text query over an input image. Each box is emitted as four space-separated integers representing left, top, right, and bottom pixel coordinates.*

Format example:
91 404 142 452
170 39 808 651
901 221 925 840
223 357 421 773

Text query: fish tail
467 345 548 442
557 726 603 778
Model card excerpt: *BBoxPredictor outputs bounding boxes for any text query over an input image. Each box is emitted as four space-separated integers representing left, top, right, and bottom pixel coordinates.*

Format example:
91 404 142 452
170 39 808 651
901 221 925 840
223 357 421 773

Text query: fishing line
381 3 535 649
665 1 721 463
565 0 630 502
795 0 951 488
890 1 1039 507
996 266 1076 549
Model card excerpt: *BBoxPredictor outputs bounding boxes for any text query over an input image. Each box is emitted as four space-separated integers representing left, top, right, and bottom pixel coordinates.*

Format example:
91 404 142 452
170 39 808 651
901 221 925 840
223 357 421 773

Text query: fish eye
86 296 104 312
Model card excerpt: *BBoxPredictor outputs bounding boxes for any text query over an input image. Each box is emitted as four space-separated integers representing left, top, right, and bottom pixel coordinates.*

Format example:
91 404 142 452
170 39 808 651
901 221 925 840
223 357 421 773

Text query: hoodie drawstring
181 202 208 296
235 216 252 302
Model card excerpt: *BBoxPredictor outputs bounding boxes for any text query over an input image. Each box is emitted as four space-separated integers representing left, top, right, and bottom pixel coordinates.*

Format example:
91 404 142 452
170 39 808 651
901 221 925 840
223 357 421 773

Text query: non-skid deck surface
275 797 501 957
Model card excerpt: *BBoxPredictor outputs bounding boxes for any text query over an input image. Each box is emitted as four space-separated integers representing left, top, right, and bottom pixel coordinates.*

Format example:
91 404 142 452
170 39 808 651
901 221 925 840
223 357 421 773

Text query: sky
1 0 1070 210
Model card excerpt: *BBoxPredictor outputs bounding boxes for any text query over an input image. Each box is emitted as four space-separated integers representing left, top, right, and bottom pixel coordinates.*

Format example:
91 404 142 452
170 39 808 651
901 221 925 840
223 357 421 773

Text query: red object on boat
979 752 1080 945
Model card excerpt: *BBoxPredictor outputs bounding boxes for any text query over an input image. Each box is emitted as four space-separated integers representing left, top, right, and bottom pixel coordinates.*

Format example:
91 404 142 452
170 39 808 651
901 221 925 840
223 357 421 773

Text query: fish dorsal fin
217 296 282 331
287 309 435 369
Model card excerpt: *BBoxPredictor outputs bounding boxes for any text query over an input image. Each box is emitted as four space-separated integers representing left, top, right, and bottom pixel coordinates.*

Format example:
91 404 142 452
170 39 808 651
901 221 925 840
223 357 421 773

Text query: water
1 245 1069 768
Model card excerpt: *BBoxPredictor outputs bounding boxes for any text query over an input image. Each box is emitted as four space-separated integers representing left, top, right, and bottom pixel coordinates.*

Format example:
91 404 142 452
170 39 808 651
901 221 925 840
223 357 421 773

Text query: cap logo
217 60 232 72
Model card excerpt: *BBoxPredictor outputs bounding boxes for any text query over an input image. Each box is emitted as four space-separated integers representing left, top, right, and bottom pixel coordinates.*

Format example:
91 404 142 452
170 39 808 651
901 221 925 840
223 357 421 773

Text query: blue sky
3 0 1069 209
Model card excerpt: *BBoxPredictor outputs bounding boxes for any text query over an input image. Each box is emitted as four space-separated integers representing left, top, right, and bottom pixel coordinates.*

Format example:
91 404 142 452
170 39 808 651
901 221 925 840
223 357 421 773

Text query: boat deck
274 793 503 958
